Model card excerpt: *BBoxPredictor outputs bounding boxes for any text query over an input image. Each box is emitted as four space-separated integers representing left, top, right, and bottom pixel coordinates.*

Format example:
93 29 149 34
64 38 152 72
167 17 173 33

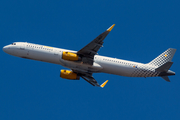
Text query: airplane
3 24 176 88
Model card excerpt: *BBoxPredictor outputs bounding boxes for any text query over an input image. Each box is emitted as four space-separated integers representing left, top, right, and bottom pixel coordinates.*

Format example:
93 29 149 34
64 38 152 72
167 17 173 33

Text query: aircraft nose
3 45 10 53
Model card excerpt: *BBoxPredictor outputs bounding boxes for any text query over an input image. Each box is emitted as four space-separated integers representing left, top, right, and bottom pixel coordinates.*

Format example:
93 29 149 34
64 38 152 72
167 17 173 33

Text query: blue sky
1 0 180 120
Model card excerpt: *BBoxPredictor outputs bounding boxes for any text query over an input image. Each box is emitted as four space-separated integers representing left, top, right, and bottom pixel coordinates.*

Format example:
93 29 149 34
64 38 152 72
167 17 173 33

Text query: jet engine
60 70 80 80
62 51 81 61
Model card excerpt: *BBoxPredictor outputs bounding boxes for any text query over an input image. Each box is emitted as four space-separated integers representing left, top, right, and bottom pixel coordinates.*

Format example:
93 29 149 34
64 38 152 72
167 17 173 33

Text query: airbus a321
3 24 176 88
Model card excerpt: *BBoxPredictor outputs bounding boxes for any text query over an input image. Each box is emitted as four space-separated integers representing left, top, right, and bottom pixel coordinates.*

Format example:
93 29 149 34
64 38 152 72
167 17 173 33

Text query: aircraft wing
73 70 108 88
77 24 115 65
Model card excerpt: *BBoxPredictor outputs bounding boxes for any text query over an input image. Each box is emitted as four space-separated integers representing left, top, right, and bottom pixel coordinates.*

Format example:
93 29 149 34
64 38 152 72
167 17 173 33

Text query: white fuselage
3 42 159 78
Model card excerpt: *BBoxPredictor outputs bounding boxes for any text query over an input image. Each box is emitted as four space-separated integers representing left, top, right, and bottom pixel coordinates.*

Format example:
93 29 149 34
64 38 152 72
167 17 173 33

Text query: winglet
100 80 108 88
107 24 115 32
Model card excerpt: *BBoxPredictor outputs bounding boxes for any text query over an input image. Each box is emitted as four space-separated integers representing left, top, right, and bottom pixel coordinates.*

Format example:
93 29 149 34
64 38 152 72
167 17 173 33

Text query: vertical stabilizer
148 48 176 67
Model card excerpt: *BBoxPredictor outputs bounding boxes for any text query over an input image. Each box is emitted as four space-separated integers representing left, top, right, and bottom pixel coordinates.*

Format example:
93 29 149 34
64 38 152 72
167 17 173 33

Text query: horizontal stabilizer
100 80 108 88
155 62 173 72
161 76 170 82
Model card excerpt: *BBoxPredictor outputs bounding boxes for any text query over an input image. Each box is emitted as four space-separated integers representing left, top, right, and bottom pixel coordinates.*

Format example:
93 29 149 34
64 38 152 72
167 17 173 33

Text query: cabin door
20 43 25 50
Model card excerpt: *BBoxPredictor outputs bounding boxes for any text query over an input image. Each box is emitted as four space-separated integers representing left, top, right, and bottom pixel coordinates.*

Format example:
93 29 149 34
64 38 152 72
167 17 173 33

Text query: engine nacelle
60 70 80 80
62 51 80 61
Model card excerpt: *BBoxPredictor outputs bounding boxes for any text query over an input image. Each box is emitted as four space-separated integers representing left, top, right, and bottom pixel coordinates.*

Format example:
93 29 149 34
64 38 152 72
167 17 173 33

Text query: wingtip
100 80 108 88
107 24 115 32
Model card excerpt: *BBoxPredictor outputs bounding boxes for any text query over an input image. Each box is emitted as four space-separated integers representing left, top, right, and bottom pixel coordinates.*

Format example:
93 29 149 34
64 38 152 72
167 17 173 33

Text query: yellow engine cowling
60 70 80 80
62 51 80 61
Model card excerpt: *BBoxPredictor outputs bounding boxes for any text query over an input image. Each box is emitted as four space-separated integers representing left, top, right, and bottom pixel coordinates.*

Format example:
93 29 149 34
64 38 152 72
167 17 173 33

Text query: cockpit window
11 43 16 45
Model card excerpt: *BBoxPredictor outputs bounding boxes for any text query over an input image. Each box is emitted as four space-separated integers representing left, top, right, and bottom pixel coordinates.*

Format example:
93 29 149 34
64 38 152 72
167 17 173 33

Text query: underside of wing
81 75 100 86
73 70 108 88
81 75 108 88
